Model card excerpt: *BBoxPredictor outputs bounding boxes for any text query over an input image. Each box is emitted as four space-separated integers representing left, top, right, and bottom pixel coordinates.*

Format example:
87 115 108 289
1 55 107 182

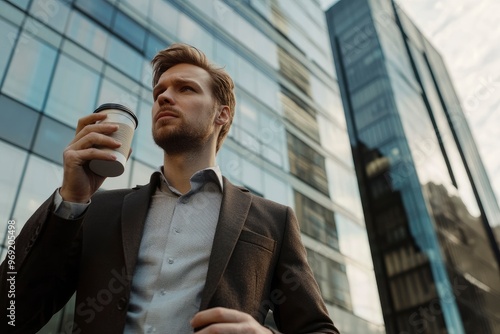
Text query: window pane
66 11 108 57
336 213 372 267
75 0 114 28
326 158 363 219
177 13 214 59
0 95 39 149
130 159 156 187
133 99 163 167
2 37 57 110
150 0 178 37
0 142 27 246
318 114 353 166
214 39 236 79
263 171 289 206
145 33 167 60
113 11 146 50
122 0 150 18
33 116 74 164
0 18 18 79
345 263 384 324
12 155 63 229
217 146 242 184
6 0 29 10
29 0 70 33
97 77 139 111
242 159 263 195
256 71 279 111
106 36 143 80
45 54 100 126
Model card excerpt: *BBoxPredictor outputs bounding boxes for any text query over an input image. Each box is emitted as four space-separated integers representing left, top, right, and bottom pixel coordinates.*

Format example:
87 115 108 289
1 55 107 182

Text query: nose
158 88 174 105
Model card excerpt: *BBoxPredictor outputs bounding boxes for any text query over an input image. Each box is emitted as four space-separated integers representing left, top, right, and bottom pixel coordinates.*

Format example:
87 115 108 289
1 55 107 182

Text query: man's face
151 63 221 154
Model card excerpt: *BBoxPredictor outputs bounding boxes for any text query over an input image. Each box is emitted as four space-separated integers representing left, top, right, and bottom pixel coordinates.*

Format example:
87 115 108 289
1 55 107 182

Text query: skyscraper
326 0 500 333
0 0 384 332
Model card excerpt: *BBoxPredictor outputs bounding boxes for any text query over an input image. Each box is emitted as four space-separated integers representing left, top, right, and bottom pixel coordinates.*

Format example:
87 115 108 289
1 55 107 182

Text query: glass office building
327 0 500 333
0 0 384 332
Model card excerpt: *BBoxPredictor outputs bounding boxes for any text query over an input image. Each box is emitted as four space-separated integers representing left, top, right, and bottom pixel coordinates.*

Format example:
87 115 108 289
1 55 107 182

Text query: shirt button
168 258 174 264
160 289 167 295
174 228 180 234
146 325 156 333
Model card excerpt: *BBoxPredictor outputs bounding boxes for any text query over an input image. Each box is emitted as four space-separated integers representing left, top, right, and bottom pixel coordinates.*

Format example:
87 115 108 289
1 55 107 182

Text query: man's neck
162 150 217 194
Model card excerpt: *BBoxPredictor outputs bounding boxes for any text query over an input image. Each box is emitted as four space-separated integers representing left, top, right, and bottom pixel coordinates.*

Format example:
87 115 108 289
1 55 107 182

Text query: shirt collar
153 166 224 195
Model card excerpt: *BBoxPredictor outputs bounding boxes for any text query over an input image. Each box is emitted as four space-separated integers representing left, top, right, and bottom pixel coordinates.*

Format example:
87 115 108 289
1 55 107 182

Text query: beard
152 118 214 155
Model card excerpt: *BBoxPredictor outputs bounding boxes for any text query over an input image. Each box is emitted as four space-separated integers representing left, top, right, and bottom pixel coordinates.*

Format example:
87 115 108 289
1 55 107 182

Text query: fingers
192 307 248 329
191 308 270 333
75 113 107 133
72 123 120 147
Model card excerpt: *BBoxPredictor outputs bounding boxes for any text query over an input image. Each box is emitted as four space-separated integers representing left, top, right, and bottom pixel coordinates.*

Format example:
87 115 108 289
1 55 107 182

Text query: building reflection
327 0 500 332
360 143 500 333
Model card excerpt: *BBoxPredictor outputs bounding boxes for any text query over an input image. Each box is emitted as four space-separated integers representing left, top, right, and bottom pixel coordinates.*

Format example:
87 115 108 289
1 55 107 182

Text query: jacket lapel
199 178 252 309
121 173 160 278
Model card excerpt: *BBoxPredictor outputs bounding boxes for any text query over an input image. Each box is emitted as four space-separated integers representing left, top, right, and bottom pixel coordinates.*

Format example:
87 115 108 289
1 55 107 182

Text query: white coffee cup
88 103 138 177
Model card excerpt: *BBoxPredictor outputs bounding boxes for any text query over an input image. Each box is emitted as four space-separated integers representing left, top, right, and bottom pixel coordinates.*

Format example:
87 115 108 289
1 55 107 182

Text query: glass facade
0 0 383 333
327 0 500 333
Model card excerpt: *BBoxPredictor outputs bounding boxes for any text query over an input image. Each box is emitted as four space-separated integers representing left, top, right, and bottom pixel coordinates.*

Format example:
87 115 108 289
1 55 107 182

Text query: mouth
155 110 179 123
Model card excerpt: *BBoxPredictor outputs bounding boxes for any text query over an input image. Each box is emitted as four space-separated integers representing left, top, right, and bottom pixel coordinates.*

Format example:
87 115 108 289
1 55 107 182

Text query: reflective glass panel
326 158 363 219
133 99 163 168
106 36 143 80
2 37 57 110
0 95 39 149
12 155 63 229
149 0 178 37
0 142 27 246
113 11 146 50
29 0 70 33
32 116 74 164
0 18 18 80
130 159 156 187
45 54 100 127
66 11 108 57
75 0 114 28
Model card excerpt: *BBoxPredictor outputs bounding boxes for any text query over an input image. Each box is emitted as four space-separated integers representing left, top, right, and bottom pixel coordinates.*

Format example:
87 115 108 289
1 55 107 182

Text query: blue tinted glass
45 54 100 127
106 36 143 80
97 77 138 111
145 33 167 60
133 99 163 167
0 141 27 247
113 11 146 50
75 0 114 27
6 0 30 10
13 155 64 226
0 18 18 80
66 11 108 57
0 95 39 149
29 0 71 33
2 38 57 110
33 115 74 164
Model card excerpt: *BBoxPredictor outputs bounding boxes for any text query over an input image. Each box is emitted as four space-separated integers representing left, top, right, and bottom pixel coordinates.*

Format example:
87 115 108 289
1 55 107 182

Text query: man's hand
191 307 273 333
60 113 122 203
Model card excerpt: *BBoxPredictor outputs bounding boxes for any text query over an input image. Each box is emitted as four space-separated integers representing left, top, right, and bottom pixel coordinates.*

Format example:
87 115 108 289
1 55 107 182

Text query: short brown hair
151 43 235 152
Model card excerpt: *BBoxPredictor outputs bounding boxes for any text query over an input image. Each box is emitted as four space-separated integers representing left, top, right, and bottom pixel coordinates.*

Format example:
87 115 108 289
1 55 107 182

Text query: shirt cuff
53 188 90 220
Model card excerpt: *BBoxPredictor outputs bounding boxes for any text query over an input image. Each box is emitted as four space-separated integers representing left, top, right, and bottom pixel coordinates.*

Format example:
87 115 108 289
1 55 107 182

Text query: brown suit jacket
0 173 339 333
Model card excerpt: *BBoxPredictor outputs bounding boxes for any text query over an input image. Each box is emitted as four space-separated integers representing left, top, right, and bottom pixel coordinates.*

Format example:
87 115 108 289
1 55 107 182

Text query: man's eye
180 86 194 92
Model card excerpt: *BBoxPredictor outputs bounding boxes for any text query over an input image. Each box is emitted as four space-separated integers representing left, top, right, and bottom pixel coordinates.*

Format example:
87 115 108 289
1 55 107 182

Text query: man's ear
215 105 230 126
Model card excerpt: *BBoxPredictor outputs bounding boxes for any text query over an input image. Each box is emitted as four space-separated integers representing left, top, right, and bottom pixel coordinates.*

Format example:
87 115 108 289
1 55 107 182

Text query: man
0 44 339 333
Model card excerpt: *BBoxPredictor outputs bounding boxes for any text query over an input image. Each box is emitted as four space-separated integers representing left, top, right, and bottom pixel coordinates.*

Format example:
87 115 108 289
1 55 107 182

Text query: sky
319 0 500 208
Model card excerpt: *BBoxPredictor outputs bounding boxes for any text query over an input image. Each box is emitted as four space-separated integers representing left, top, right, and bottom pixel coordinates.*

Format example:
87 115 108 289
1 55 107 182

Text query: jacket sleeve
0 190 83 334
271 206 340 334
